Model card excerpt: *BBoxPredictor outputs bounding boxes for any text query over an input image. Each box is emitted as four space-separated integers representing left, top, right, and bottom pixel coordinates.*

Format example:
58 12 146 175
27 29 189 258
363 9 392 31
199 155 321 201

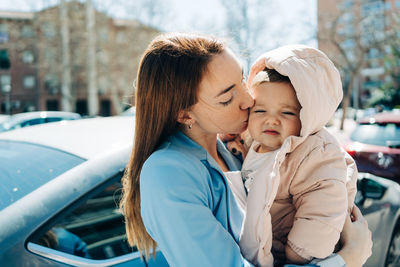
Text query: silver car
0 111 81 132
0 116 167 266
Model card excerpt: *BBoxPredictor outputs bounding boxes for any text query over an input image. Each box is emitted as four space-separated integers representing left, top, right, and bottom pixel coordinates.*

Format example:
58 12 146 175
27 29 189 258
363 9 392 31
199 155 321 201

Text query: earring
188 123 193 129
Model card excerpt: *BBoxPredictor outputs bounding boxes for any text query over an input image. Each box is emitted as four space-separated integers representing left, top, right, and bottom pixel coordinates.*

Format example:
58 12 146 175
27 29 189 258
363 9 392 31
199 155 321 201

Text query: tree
318 2 399 129
60 0 72 112
221 0 273 70
86 0 98 116
369 44 400 108
220 0 315 72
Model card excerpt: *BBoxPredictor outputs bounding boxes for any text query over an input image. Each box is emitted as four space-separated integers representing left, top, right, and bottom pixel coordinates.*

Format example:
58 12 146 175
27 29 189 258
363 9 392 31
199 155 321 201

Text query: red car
343 111 400 182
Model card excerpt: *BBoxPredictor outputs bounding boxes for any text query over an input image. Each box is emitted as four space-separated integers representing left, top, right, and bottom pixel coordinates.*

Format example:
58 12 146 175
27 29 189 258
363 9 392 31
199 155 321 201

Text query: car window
0 140 85 210
20 118 45 128
31 177 135 260
350 123 400 147
46 117 63 123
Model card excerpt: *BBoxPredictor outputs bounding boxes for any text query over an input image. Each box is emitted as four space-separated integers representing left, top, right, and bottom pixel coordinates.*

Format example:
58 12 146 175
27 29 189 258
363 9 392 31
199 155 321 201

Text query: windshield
350 123 400 147
0 140 85 210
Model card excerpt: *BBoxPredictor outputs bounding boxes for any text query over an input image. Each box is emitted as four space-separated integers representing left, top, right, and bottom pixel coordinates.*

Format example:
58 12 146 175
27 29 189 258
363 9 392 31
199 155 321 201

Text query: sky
0 0 317 64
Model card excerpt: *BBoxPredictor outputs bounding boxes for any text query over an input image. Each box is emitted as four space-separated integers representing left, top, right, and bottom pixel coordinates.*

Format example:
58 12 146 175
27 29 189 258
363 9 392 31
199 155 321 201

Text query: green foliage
367 45 400 108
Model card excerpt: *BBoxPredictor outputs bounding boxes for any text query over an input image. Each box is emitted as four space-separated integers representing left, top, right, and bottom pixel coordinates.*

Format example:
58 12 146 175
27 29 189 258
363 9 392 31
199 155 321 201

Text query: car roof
7 111 81 122
0 116 135 159
358 110 400 124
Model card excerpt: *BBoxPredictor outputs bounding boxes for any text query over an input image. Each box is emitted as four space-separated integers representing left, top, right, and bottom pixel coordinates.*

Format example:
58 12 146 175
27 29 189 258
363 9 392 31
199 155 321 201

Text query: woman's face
190 49 254 135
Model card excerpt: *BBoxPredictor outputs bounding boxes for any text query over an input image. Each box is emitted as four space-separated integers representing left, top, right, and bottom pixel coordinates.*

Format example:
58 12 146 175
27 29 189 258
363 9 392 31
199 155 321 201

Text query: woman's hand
338 205 372 267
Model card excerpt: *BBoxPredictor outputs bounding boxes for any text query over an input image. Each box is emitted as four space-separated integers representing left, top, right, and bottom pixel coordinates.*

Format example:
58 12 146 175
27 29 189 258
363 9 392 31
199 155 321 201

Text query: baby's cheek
247 119 257 138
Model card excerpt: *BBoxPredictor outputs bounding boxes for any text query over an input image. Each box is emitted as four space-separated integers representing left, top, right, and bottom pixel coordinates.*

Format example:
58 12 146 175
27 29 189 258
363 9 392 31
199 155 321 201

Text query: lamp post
2 84 11 115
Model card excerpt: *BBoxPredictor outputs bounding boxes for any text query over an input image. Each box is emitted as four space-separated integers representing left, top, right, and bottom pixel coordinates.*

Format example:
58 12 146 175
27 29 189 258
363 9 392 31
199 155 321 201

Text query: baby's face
248 82 301 153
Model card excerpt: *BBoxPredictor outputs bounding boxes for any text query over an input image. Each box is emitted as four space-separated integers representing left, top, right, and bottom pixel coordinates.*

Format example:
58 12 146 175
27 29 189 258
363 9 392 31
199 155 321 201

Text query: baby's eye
282 111 296 115
254 109 266 113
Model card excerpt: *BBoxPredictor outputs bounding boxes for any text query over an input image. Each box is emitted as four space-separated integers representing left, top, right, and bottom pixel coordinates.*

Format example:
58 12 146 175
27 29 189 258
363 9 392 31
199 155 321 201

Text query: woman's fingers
352 205 368 226
339 205 373 266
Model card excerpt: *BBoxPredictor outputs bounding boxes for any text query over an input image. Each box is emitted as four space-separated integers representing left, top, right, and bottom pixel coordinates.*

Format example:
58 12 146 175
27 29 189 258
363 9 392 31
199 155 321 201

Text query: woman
120 33 372 267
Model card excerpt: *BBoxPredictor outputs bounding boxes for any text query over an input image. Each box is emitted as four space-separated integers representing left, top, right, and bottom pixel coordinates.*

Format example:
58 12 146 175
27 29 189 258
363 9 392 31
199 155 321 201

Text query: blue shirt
140 131 252 267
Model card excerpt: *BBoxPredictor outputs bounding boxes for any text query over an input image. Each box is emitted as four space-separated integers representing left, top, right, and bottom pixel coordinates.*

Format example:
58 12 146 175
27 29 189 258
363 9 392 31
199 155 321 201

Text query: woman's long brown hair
120 33 225 258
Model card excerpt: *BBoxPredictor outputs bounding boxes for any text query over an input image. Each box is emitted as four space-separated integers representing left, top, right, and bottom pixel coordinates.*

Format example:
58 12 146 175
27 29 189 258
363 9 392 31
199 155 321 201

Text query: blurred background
0 0 398 127
0 1 399 266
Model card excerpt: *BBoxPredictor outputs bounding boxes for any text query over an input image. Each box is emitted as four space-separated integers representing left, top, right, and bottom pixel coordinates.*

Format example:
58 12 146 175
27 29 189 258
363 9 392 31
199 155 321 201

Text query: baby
225 45 358 267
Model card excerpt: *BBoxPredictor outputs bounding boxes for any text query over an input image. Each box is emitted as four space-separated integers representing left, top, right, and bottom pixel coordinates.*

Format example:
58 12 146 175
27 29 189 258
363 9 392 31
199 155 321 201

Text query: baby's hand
219 131 252 158
248 55 267 85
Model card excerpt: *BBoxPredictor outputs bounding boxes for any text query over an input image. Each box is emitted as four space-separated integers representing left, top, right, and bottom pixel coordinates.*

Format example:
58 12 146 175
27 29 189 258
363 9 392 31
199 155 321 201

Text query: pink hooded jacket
236 45 358 266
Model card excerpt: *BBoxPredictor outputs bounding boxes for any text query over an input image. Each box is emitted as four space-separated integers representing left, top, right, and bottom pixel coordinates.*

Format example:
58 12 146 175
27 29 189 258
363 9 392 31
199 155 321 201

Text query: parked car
0 111 81 132
0 114 10 124
0 116 167 266
0 116 399 266
343 111 400 183
356 172 400 267
120 106 136 116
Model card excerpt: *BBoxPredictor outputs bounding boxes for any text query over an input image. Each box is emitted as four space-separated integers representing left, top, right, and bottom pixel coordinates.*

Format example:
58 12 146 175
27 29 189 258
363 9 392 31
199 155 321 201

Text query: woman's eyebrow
215 84 235 98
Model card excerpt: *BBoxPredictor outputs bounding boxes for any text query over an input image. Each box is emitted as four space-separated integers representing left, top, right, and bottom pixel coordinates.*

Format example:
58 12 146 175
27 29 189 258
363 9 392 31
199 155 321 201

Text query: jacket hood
252 44 343 138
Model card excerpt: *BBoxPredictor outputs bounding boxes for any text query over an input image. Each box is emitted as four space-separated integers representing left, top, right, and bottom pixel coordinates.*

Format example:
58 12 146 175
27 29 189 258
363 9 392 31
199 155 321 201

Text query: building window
22 50 34 63
100 100 111 116
343 0 354 8
368 48 380 59
116 31 126 43
385 2 392 9
0 50 10 69
46 100 59 111
24 75 36 89
0 24 8 43
361 1 385 16
42 22 56 39
396 0 400 8
0 75 11 92
21 25 34 38
45 74 59 95
99 27 109 41
44 48 56 63
339 13 354 24
76 100 88 116
341 39 356 49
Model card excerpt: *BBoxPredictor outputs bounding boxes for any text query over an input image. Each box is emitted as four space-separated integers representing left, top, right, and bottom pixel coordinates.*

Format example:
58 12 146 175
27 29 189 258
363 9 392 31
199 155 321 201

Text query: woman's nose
240 85 254 110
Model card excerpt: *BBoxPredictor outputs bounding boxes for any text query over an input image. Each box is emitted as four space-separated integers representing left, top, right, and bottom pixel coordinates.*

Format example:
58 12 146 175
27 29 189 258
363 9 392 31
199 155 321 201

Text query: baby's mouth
263 129 279 135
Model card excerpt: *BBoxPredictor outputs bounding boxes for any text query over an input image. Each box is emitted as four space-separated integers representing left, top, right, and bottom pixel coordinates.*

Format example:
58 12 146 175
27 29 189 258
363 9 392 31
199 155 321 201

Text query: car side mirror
386 140 400 149
360 178 387 200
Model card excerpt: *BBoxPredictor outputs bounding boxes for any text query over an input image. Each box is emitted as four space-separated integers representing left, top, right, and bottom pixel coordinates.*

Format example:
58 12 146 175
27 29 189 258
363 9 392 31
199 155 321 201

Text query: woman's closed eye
220 97 233 106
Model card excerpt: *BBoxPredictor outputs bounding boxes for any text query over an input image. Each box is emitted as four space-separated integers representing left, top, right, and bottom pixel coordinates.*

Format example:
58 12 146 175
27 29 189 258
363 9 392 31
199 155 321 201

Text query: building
0 1 159 115
317 0 400 109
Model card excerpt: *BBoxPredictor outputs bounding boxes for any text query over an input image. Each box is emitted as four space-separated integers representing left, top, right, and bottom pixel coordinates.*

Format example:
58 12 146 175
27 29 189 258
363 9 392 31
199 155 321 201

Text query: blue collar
170 131 241 172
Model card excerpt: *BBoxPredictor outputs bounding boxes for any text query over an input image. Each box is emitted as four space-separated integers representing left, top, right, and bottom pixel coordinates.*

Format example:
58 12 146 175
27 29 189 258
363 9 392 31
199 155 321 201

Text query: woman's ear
177 109 194 125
